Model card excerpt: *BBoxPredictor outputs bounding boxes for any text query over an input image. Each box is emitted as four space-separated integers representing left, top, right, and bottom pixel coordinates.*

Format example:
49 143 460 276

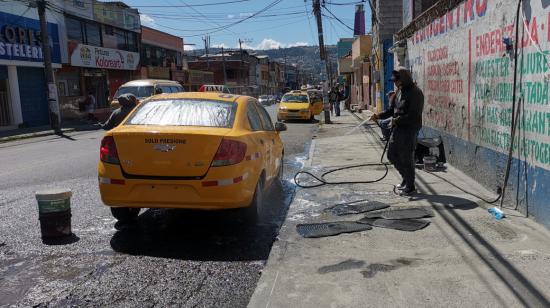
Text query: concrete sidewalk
249 111 550 307
0 122 100 143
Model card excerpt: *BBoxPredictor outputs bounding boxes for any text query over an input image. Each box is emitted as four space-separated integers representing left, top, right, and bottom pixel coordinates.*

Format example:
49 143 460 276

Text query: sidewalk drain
358 218 430 231
325 200 390 216
363 207 434 220
296 222 372 238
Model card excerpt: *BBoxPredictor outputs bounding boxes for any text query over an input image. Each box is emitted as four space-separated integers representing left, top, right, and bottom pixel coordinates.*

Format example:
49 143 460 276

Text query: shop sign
0 12 61 63
93 3 140 32
148 66 170 79
71 44 139 70
63 0 93 20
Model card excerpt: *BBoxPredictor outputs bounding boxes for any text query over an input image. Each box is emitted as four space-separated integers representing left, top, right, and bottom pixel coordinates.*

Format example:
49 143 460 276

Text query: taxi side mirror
275 122 287 132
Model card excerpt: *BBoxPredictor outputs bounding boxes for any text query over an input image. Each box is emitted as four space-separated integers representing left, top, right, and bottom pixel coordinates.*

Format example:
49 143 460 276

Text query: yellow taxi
277 90 323 122
98 92 286 223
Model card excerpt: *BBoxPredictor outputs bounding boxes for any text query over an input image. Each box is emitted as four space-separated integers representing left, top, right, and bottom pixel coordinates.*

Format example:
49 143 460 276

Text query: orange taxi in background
98 92 286 223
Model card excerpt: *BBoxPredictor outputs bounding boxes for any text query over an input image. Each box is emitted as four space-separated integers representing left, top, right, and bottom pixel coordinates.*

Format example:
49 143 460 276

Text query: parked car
98 92 287 223
277 90 322 122
110 79 184 109
258 95 271 106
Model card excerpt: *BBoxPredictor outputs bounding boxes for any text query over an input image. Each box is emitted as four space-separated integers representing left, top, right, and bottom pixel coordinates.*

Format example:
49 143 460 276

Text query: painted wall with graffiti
405 0 550 227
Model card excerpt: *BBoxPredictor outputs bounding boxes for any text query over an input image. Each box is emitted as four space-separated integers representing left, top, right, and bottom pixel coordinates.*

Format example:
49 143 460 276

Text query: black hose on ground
294 115 502 205
293 119 392 188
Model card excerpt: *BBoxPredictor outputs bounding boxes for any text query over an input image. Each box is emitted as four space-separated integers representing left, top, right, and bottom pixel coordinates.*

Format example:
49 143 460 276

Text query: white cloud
212 43 230 49
288 41 309 48
251 39 310 50
227 14 235 19
255 38 284 50
140 14 155 25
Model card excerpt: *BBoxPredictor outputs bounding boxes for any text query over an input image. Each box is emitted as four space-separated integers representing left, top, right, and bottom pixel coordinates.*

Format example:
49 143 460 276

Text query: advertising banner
71 44 139 70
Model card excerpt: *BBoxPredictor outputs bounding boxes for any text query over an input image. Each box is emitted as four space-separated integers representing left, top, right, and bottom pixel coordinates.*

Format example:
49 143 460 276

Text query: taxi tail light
100 136 120 164
211 139 247 167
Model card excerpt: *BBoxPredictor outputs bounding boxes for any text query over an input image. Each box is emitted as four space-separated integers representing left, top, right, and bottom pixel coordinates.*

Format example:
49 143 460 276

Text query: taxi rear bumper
98 162 257 210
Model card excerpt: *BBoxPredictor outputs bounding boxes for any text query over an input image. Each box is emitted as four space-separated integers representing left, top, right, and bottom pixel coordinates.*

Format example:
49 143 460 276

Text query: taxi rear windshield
282 94 308 103
125 99 236 128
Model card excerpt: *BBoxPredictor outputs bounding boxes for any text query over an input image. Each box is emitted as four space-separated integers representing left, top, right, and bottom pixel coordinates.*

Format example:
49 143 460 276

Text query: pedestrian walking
101 93 138 130
334 87 342 116
329 87 338 116
84 91 96 121
370 67 424 196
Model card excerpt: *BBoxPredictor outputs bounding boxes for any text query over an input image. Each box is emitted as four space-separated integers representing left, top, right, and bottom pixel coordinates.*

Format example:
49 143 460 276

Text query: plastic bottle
488 207 505 220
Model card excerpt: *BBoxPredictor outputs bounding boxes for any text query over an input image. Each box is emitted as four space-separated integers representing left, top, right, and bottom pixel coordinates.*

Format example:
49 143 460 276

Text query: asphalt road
0 104 317 307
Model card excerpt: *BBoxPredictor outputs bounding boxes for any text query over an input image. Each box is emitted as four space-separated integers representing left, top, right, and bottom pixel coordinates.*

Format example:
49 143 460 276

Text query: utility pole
221 46 227 85
203 35 210 70
312 0 331 124
37 0 60 131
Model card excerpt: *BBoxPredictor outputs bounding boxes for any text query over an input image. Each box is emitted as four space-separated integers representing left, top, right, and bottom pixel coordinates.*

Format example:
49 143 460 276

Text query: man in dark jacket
102 93 138 130
371 67 424 195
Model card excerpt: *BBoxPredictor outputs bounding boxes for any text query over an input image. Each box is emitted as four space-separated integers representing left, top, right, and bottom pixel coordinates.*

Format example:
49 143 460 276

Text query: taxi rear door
254 102 279 181
246 101 270 180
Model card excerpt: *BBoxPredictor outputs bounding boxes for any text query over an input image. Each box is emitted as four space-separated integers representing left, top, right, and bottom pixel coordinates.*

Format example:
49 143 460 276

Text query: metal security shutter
17 67 49 127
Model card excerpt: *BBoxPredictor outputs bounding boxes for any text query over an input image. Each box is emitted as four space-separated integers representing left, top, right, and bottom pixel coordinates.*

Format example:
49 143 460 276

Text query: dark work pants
387 127 419 189
335 100 341 116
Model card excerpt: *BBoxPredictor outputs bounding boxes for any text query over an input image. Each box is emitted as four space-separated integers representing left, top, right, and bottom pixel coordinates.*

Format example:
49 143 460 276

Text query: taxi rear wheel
244 179 263 222
111 207 140 223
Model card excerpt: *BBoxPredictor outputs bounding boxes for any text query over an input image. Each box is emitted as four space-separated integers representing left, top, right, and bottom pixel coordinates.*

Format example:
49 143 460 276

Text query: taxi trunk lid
113 126 231 178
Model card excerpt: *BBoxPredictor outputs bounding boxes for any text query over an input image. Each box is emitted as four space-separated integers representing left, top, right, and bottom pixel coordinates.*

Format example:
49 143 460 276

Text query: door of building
18 67 49 127
0 66 11 126
83 70 108 109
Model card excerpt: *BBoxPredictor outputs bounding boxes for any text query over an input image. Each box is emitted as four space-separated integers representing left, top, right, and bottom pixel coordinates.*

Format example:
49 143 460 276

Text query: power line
132 0 251 7
322 6 354 32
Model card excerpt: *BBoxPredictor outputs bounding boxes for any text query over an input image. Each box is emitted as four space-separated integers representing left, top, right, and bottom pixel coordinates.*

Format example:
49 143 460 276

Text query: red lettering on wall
476 0 488 17
464 0 475 23
447 11 454 30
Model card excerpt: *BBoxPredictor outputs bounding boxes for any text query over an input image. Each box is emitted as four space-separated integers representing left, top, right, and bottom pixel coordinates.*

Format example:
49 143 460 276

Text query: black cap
390 70 400 82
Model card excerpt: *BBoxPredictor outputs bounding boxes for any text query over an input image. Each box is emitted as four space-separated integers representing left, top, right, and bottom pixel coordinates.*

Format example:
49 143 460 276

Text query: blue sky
124 0 371 51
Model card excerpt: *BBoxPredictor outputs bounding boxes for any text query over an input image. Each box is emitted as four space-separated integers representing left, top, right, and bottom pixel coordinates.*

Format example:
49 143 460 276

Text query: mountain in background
189 45 338 83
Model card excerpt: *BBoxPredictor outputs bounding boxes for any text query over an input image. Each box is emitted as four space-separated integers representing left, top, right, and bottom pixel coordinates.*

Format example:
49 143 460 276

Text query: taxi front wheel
111 207 140 223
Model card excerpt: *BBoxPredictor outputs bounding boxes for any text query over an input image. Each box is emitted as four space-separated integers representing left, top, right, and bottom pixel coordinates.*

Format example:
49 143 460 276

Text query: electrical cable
499 0 523 210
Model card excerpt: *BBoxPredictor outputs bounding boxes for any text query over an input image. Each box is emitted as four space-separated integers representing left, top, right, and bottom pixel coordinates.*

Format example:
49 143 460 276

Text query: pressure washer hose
294 116 502 205
293 119 392 188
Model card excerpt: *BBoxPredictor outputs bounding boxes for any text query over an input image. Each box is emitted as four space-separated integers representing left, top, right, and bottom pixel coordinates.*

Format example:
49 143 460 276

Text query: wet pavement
0 104 317 307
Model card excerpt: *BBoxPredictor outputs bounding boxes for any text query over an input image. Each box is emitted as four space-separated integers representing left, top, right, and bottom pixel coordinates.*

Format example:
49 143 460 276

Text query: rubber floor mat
296 221 372 238
326 201 390 216
358 218 430 231
364 207 434 220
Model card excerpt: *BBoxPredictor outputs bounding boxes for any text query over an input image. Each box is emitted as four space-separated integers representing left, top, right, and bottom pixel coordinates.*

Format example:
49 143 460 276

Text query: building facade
371 0 403 111
396 0 550 228
57 0 141 120
140 26 184 83
0 1 66 128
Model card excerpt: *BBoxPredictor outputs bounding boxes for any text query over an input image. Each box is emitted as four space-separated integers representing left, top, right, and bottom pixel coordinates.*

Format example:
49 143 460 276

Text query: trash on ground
364 207 434 220
358 218 430 231
296 221 372 238
488 207 505 220
325 200 390 216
